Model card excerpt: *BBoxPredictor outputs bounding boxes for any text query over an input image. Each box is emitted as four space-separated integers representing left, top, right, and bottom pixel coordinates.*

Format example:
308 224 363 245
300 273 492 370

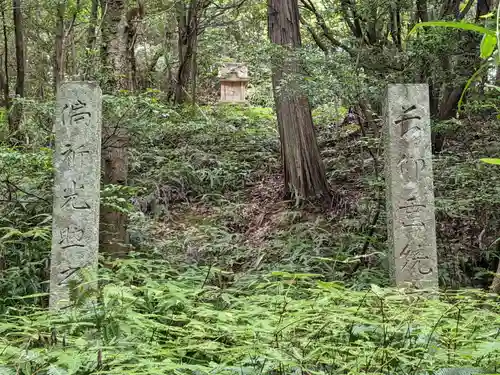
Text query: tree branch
299 14 328 54
299 0 352 54
458 0 475 20
416 0 429 22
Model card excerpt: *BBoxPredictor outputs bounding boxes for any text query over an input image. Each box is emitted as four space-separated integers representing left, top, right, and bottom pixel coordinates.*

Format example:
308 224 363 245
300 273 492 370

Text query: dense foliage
0 259 499 375
0 0 499 373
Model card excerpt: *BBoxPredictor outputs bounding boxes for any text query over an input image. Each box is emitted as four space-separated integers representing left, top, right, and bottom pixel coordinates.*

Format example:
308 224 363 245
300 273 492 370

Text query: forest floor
129 103 500 289
0 100 499 374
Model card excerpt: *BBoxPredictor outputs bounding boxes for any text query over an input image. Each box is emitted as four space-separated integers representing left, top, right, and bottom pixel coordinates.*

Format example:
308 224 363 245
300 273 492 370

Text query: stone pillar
50 82 102 309
384 84 438 289
218 63 249 103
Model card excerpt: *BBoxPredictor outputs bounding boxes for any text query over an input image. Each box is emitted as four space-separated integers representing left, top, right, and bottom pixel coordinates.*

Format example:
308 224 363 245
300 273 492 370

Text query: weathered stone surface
384 84 438 289
218 63 249 80
218 62 249 103
50 82 102 309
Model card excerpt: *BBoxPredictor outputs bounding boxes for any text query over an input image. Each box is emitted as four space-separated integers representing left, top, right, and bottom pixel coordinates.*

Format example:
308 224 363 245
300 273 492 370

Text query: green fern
434 368 492 375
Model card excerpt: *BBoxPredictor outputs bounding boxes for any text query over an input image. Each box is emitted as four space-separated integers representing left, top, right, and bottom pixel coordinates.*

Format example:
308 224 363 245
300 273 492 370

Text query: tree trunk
268 0 330 201
174 0 198 104
83 0 99 79
491 260 500 293
190 33 198 105
100 132 129 258
432 2 491 153
54 2 65 93
1 6 9 112
10 0 24 142
0 56 6 107
125 6 142 92
87 0 98 51
101 0 129 90
100 0 130 258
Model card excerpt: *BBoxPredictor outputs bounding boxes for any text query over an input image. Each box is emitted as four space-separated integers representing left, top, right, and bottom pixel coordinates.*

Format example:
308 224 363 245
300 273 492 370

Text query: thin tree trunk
10 0 24 142
101 0 129 90
87 0 98 51
0 56 6 107
175 2 188 103
174 0 197 104
190 33 198 105
100 0 130 258
54 1 65 93
494 1 500 87
100 132 129 257
1 6 9 113
268 0 330 202
126 8 141 92
491 260 500 293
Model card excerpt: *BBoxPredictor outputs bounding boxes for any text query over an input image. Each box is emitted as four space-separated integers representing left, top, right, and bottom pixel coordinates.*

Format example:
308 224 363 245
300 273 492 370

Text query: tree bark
175 2 191 103
101 0 129 90
83 0 99 79
268 0 330 201
100 0 130 258
174 0 201 104
433 1 491 153
190 33 198 105
54 1 65 93
125 4 143 92
491 260 500 293
87 0 98 51
10 0 24 142
1 6 10 112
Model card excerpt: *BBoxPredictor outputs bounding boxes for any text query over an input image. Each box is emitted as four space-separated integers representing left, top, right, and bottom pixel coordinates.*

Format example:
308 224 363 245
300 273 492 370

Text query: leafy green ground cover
1 97 500 374
0 259 499 375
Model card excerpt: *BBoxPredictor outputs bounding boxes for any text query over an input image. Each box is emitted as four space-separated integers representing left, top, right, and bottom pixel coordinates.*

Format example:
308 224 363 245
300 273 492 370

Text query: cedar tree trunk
268 0 330 201
100 0 130 257
10 0 24 142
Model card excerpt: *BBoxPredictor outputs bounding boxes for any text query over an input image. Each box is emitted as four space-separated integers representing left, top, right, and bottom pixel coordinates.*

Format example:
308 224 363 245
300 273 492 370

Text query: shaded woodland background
0 0 499 293
0 0 499 373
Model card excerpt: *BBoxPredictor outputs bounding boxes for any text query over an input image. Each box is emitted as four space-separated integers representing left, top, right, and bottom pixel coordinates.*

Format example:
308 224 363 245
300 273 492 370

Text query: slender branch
3 180 50 204
64 0 81 40
299 14 328 54
458 0 475 20
416 0 429 21
299 0 352 53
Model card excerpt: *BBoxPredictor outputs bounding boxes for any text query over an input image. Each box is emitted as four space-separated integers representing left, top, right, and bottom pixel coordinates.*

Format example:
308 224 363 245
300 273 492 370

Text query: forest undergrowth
0 94 499 374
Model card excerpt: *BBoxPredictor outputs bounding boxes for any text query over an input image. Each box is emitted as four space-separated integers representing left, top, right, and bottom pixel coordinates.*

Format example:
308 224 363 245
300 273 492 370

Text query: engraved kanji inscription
51 82 102 310
385 84 437 288
395 105 422 140
58 224 85 249
399 243 433 275
62 100 92 127
58 266 82 285
61 180 91 210
398 155 426 180
399 197 426 228
61 143 90 168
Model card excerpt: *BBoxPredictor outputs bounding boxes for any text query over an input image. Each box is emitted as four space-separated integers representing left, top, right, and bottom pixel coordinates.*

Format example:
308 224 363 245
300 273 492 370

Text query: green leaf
409 21 496 38
434 368 489 375
480 158 500 165
48 366 68 375
370 284 384 296
485 83 500 92
12 292 49 300
480 34 497 58
0 366 15 375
